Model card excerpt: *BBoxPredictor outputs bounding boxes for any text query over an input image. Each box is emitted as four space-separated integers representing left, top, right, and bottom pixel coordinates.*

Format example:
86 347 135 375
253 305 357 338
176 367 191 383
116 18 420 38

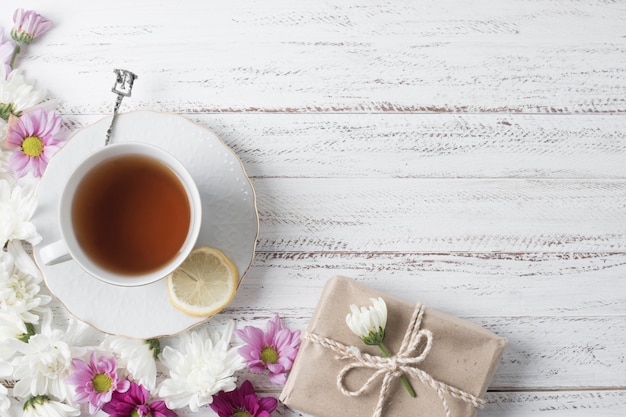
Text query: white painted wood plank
2 0 625 113
252 178 626 253
61 113 626 179
481 391 626 417
201 113 626 179
7 390 625 417
171 390 626 417
230 252 626 317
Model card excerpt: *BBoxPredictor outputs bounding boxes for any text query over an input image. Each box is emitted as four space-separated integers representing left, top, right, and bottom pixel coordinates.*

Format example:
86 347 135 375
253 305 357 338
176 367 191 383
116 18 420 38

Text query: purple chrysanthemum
235 315 300 385
11 9 52 45
210 380 278 417
66 352 130 414
102 380 177 417
5 109 63 177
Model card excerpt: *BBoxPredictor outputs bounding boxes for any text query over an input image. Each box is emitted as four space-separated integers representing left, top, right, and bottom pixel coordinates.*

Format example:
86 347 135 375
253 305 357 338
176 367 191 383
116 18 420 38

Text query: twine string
302 303 485 417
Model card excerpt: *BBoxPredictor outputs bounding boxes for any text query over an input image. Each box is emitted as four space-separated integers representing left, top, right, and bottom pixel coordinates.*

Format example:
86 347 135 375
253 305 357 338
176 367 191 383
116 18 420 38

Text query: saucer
32 111 259 338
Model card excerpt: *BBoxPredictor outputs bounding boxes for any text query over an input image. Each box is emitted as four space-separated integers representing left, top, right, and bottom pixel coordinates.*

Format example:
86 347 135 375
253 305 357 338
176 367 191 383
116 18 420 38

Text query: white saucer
32 111 259 338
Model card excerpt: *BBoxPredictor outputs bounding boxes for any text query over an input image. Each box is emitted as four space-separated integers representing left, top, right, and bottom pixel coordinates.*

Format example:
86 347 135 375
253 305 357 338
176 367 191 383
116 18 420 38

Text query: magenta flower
5 109 64 178
102 380 177 417
66 352 130 414
11 9 52 45
210 380 278 417
235 315 300 385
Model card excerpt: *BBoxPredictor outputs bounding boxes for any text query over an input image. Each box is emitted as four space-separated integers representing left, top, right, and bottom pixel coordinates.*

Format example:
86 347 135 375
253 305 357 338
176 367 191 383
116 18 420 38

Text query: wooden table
3 1 625 415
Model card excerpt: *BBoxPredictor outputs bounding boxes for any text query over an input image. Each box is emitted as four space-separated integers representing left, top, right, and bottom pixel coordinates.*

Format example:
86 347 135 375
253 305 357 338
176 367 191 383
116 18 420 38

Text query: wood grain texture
177 390 626 417
232 252 626 317
2 0 626 114
2 0 625 415
62 113 626 179
252 178 626 253
8 390 624 417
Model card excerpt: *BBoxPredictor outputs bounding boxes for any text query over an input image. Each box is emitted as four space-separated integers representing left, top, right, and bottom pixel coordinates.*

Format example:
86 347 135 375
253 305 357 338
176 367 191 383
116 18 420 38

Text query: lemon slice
166 247 238 317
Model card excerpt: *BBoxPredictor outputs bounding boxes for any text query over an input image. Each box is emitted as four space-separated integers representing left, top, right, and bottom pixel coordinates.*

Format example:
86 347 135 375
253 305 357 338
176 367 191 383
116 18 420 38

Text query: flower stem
378 343 416 397
10 44 21 69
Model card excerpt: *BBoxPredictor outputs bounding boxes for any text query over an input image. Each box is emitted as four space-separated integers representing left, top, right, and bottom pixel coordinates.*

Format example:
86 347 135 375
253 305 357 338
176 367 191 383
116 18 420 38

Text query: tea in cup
38 142 202 287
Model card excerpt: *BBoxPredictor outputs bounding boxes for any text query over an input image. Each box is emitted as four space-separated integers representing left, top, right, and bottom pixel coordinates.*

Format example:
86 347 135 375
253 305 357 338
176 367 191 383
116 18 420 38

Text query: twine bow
303 303 485 417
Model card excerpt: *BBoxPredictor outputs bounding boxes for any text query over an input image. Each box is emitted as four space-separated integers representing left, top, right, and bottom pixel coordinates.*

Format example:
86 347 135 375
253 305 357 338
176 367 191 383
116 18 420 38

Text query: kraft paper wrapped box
280 276 507 417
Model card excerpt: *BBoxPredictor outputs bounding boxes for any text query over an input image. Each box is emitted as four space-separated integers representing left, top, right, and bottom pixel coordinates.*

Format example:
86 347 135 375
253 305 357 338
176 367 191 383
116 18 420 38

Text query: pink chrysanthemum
210 380 278 417
235 315 300 385
102 380 177 417
5 109 63 178
66 351 130 414
11 9 52 45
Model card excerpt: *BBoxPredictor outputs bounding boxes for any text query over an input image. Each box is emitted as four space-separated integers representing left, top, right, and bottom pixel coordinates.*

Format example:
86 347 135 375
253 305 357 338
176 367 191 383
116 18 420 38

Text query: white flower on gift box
22 395 80 417
0 180 41 247
346 296 417 397
158 321 245 412
101 335 160 391
0 250 50 325
8 311 88 403
346 297 388 345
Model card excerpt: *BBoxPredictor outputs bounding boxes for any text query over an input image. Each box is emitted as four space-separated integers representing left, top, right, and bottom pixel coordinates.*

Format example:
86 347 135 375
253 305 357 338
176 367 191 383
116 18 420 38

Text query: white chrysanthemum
0 310 29 368
101 335 159 391
0 180 41 247
0 357 12 380
158 321 245 412
9 311 88 402
346 297 388 345
0 67 47 116
0 250 50 325
22 395 80 417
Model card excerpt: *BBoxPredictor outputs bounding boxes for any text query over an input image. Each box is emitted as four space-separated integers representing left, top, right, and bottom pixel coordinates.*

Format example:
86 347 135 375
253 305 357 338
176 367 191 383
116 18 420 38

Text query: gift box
280 276 507 417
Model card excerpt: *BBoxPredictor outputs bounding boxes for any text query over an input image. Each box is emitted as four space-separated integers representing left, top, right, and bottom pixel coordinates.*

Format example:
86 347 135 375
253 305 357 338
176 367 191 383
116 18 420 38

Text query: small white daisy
158 320 245 412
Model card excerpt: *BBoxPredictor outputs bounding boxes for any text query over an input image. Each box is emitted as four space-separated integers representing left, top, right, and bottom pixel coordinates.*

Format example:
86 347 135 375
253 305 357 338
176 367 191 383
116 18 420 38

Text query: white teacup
39 142 202 287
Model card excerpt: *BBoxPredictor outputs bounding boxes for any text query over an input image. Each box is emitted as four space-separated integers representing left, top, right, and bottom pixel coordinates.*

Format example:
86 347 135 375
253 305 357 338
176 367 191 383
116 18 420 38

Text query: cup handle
39 240 72 265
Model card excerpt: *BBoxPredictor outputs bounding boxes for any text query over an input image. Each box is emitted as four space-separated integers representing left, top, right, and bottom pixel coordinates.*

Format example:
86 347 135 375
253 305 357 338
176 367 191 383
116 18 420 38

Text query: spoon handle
105 69 138 146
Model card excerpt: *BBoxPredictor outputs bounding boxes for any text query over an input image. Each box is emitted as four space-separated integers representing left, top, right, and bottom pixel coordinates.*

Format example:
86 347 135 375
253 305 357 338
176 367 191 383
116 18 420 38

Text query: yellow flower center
131 410 151 417
233 411 252 417
92 373 113 393
260 346 279 364
21 136 44 157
